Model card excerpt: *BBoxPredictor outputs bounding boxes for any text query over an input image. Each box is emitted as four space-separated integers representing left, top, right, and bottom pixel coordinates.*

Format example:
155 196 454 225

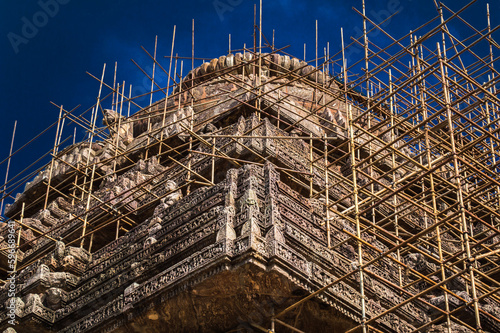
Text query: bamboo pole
438 43 482 331
43 106 64 210
342 25 367 333
0 121 17 216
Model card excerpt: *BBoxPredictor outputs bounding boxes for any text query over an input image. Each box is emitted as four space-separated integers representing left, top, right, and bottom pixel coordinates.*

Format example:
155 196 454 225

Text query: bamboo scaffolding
1 2 499 332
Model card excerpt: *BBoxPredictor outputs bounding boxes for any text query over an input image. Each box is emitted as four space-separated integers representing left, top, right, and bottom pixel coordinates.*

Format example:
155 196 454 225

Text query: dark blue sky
0 0 498 209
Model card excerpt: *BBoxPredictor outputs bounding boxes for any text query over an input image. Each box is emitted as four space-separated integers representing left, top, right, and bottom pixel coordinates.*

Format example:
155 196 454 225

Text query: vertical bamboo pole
272 29 275 50
115 215 121 240
179 60 193 196
486 4 500 213
415 42 452 330
159 26 176 158
80 164 96 249
253 3 256 56
82 64 106 201
487 4 493 73
388 70 404 290
71 121 78 206
145 36 158 161
315 19 318 105
114 81 125 239
192 19 195 79
243 43 247 78
71 176 78 206
486 88 500 217
173 55 178 97
362 0 376 241
79 64 105 249
342 27 367 333
211 137 216 184
327 42 330 76
0 121 17 216
13 202 24 273
257 0 263 120
310 133 313 199
438 43 482 331
277 90 281 129
411 35 428 234
112 62 117 111
43 106 63 211
323 46 326 91
191 19 196 158
57 115 65 151
113 82 126 174
127 84 132 118
259 0 262 55
324 134 330 248
150 36 158 107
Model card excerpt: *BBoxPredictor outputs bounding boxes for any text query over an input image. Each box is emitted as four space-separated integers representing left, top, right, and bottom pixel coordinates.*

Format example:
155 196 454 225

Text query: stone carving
44 287 63 310
0 48 497 333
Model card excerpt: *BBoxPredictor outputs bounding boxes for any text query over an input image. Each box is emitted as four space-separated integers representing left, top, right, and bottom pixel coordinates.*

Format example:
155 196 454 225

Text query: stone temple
1 8 500 332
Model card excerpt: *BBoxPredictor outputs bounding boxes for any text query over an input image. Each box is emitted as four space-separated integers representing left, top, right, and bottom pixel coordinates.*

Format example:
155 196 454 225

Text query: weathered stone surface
0 51 497 333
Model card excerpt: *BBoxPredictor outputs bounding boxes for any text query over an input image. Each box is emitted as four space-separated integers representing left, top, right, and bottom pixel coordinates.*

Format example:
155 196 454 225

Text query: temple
1 2 500 332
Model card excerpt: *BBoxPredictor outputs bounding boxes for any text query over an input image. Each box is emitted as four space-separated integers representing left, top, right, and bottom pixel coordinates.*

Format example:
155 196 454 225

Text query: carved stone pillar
262 117 276 158
264 162 284 256
216 168 237 244
238 166 264 255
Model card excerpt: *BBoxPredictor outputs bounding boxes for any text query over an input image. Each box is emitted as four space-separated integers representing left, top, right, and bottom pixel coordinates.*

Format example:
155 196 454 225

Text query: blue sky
0 0 498 210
